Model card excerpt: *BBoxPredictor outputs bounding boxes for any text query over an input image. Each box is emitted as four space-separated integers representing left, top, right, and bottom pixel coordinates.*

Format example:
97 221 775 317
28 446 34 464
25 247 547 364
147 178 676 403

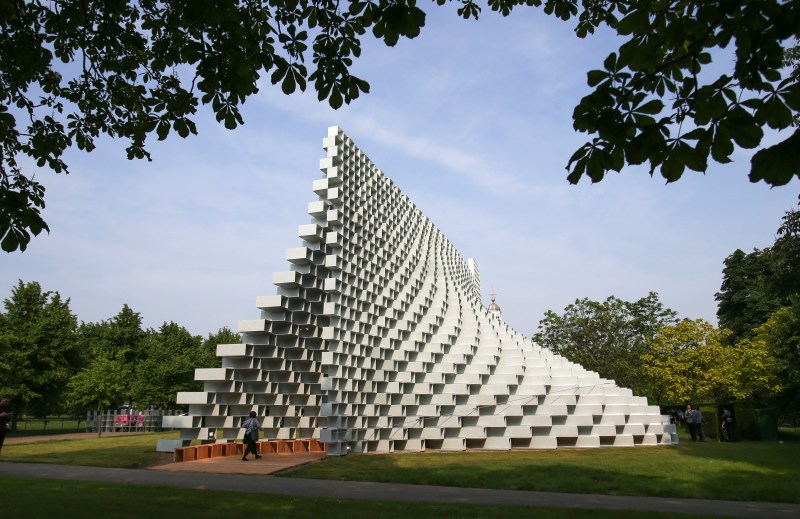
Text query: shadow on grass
0 477 701 519
284 441 800 504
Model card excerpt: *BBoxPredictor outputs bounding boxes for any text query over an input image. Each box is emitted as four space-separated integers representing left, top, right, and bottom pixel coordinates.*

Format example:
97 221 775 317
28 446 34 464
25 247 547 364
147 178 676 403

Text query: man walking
241 411 262 461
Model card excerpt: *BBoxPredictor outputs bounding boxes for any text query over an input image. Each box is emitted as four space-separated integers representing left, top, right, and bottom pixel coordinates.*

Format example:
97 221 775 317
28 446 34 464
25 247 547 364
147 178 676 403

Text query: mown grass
283 439 800 504
1 432 179 468
0 477 711 519
2 431 798 505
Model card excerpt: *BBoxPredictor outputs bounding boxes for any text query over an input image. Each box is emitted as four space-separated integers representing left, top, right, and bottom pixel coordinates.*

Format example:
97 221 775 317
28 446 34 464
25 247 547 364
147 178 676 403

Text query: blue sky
1 8 797 338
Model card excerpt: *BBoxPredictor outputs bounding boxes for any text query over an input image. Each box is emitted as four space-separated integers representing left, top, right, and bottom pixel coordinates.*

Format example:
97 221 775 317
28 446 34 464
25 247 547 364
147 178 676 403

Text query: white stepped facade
176 126 673 454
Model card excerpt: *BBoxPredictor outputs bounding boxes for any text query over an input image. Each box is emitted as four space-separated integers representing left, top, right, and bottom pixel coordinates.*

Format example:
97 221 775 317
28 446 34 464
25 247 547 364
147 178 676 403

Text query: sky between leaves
0 7 797 338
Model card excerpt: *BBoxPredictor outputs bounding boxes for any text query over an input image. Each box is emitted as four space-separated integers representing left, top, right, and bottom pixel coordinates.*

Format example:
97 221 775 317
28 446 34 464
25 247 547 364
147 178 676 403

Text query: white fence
85 409 185 433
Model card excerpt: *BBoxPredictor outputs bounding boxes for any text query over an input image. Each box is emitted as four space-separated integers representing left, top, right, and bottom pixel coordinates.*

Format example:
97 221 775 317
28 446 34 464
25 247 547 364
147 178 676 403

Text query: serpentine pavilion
173 126 675 455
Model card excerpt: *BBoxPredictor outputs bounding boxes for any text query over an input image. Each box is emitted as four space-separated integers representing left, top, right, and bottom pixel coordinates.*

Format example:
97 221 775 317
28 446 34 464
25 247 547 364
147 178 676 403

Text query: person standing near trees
721 408 734 441
0 396 13 453
692 406 705 442
685 404 697 441
241 411 262 462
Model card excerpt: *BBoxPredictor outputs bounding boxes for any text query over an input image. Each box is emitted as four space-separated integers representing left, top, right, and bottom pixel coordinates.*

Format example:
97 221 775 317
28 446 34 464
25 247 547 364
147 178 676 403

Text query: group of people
668 404 736 442
684 404 705 441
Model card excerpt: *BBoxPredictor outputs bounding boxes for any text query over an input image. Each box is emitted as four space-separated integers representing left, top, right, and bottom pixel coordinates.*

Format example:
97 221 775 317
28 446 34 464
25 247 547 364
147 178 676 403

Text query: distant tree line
0 283 238 429
535 204 800 419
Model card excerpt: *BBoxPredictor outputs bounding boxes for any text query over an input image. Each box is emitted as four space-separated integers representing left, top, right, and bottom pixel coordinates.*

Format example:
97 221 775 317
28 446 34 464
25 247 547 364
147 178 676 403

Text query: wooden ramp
173 439 326 462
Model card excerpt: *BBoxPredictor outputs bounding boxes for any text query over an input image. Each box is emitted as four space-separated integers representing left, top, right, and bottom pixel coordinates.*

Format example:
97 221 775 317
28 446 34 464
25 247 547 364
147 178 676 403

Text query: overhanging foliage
1 0 798 252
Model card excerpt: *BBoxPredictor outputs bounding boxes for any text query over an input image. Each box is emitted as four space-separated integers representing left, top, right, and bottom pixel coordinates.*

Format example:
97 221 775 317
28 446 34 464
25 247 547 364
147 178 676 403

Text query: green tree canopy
0 279 80 416
641 319 727 404
533 292 678 394
2 1 798 252
67 315 231 413
78 304 145 360
716 207 800 343
749 300 800 415
200 326 239 368
130 321 217 408
640 318 777 406
71 304 146 410
770 208 800 301
565 5 799 188
65 355 128 415
715 248 780 343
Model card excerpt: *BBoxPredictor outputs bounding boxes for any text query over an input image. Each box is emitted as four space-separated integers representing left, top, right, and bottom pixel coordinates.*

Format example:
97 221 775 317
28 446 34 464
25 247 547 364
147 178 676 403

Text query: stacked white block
176 126 672 454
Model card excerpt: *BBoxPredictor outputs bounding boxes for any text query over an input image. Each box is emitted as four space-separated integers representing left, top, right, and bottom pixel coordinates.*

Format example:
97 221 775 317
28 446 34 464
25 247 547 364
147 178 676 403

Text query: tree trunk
96 407 103 438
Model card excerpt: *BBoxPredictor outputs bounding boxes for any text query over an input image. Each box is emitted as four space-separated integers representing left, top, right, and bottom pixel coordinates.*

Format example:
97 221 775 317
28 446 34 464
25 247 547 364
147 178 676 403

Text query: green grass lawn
1 432 179 468
284 438 800 504
1 431 798 515
0 477 710 519
3 432 799 503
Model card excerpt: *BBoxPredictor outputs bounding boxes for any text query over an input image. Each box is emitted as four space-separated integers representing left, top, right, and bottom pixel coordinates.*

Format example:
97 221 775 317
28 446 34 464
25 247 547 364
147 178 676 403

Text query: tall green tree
749 300 800 416
534 292 678 394
130 322 210 409
68 304 146 415
0 280 80 419
641 318 779 406
641 319 731 405
770 208 800 301
77 304 146 402
715 248 780 343
200 326 239 369
80 304 146 362
65 355 128 436
714 205 800 417
716 207 800 343
2 1 798 252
